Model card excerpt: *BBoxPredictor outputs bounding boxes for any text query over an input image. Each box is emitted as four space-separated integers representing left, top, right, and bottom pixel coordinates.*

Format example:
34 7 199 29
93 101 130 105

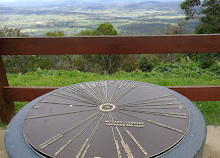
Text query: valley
0 1 198 36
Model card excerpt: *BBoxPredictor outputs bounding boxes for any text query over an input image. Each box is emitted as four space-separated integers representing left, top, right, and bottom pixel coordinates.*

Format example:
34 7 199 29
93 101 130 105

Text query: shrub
153 59 219 78
209 62 220 75
121 55 137 72
138 54 159 72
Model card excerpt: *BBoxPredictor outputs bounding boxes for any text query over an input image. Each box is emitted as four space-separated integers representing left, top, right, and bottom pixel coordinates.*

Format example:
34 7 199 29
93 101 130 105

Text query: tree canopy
180 0 220 69
163 19 186 35
181 0 220 34
0 27 28 37
75 23 118 36
74 23 136 74
46 31 64 36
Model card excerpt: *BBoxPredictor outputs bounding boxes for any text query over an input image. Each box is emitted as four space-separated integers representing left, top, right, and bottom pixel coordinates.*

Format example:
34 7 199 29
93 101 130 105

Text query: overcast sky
0 0 183 2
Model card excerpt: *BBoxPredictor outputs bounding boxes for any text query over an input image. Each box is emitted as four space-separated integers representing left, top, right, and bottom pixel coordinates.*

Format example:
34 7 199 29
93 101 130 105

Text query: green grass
194 102 220 125
0 121 6 128
7 69 220 87
0 69 219 127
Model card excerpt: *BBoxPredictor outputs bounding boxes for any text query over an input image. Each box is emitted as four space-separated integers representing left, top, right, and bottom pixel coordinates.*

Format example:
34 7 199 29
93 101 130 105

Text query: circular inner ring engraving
99 103 116 112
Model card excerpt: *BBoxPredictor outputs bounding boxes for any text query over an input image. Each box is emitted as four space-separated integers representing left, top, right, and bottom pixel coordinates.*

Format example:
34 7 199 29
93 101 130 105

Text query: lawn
0 69 219 126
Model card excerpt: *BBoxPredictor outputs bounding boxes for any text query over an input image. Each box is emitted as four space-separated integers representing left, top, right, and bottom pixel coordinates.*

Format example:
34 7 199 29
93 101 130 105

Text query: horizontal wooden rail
3 86 59 102
0 34 220 55
3 86 220 102
166 86 220 101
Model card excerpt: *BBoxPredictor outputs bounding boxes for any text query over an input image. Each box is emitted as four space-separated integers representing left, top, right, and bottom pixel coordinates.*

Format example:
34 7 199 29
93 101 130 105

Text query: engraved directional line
65 85 100 104
112 82 140 103
108 113 122 158
100 81 108 102
109 81 121 102
111 81 132 102
119 102 182 109
118 98 180 107
117 110 184 133
39 112 100 149
70 84 98 102
64 86 98 103
76 113 104 158
64 86 101 104
117 94 175 106
93 82 105 103
95 81 108 103
124 129 149 158
116 127 134 158
111 81 129 102
96 81 105 103
84 82 103 103
117 109 188 119
54 92 97 105
25 108 97 120
60 89 100 105
104 81 108 102
39 101 97 108
110 113 149 158
118 106 182 110
52 92 98 106
118 108 187 116
54 113 102 156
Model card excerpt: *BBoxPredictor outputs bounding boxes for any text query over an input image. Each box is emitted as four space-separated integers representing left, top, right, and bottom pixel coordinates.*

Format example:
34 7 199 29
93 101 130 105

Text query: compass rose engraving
23 80 190 158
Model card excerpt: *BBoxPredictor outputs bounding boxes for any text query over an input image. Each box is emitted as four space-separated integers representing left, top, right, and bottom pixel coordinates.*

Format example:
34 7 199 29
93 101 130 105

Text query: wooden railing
0 34 220 124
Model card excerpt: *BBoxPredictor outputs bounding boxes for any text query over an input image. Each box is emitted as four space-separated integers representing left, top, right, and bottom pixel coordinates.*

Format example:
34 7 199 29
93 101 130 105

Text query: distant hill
81 1 181 11
0 0 183 7
125 1 180 10
0 7 15 14
0 1 182 14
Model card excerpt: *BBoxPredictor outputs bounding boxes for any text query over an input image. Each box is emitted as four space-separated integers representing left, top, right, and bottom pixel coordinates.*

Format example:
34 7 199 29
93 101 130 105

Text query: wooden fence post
0 55 15 124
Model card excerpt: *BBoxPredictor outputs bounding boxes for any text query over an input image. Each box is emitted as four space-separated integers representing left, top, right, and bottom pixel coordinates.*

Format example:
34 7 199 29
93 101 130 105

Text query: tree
180 0 220 68
0 27 28 37
75 23 136 74
0 27 35 73
164 19 186 35
162 19 186 63
75 30 93 36
46 31 64 36
75 23 118 36
95 23 118 35
181 0 220 34
46 31 75 70
2 28 68 73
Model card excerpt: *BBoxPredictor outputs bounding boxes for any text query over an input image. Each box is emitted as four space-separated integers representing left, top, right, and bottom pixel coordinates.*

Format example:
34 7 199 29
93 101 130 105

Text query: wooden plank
3 86 220 102
0 56 15 124
167 86 220 101
4 87 59 102
0 34 220 55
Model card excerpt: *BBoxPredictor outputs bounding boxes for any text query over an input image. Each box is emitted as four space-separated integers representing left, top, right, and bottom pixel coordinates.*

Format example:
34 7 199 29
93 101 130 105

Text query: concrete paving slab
203 125 220 158
0 151 9 158
0 128 6 151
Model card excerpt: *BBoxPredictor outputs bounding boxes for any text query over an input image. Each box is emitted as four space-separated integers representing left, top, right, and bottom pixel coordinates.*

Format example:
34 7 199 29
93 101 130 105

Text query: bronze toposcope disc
23 80 190 158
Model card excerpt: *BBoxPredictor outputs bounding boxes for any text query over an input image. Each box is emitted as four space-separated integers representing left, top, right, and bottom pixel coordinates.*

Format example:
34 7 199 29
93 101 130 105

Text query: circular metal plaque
23 81 190 158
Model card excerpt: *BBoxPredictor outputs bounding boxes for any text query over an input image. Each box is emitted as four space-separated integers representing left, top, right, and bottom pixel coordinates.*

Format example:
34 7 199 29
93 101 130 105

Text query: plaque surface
23 80 190 158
